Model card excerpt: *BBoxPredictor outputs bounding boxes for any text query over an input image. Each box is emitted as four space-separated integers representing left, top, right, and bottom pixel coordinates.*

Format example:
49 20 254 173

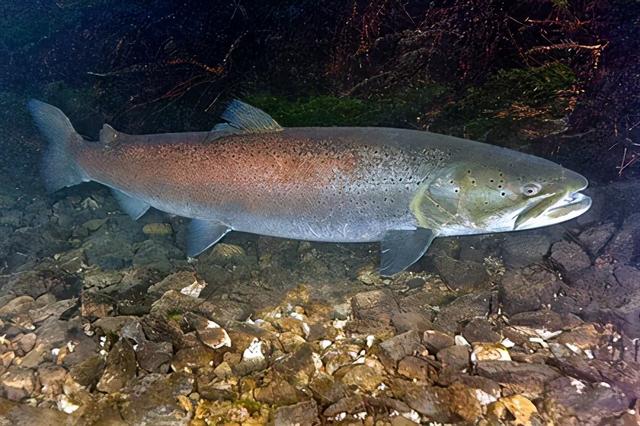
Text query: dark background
1 0 639 180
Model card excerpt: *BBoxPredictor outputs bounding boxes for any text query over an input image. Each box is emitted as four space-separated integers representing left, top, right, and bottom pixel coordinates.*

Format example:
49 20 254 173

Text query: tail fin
27 99 87 193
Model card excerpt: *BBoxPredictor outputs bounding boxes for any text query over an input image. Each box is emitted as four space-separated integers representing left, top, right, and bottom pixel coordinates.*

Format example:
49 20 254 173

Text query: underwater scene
1 1 640 425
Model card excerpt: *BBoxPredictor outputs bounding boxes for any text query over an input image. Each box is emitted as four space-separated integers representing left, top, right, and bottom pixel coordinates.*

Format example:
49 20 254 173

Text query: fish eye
522 183 541 196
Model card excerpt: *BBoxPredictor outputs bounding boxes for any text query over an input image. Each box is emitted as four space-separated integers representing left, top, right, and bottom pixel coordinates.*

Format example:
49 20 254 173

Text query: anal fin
187 219 231 257
380 228 436 277
111 189 150 220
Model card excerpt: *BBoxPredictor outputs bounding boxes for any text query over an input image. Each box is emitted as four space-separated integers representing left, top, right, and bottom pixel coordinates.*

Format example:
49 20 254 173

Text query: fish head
411 149 591 235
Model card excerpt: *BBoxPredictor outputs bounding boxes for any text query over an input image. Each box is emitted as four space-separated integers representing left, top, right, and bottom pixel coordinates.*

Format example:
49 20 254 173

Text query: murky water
1 2 640 425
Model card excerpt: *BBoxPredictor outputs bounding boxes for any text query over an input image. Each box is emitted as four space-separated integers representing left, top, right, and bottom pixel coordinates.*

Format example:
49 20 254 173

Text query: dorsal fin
215 100 283 134
99 124 120 145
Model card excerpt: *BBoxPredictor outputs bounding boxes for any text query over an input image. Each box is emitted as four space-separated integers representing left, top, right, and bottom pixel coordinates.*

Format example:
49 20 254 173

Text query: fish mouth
515 190 592 231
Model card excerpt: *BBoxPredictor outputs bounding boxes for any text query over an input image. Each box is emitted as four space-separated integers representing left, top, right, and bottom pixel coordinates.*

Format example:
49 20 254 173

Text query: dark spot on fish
501 192 506 197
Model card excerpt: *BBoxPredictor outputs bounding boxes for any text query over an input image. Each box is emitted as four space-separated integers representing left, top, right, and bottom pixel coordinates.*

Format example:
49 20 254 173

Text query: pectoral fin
111 189 150 220
187 219 231 257
379 228 436 276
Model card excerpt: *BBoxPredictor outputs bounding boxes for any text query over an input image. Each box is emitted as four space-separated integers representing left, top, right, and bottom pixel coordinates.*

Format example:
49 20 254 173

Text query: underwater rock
432 291 497 334
488 394 542 425
69 355 105 388
83 233 134 270
334 362 385 392
603 212 640 264
436 345 469 374
501 233 552 268
147 271 201 295
0 398 70 424
476 360 562 399
351 289 399 323
37 363 67 399
433 255 489 292
579 222 616 256
377 330 422 371
542 376 629 425
0 366 36 401
309 373 347 405
80 291 114 320
133 239 183 273
117 372 194 425
422 330 454 354
499 266 561 315
395 380 481 423
0 296 34 319
549 241 591 273
462 318 501 344
273 400 319 426
142 223 173 236
397 356 439 382
96 338 136 393
548 342 640 399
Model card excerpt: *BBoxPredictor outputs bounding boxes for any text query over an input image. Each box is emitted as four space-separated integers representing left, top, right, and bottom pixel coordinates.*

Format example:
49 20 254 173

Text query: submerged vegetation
0 0 639 177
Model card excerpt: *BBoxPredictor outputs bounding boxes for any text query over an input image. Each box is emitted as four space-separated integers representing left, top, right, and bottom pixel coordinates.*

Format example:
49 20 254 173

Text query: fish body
28 100 592 275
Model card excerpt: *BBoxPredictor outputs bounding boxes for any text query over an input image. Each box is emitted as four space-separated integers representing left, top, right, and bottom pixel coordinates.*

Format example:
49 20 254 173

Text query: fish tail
27 99 87 193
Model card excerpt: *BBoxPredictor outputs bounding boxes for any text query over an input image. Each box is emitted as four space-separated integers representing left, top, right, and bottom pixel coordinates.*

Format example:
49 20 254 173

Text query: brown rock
579 222 616 256
378 331 422 371
309 372 348 405
0 366 36 401
462 318 501 343
0 398 70 424
0 296 34 319
96 338 137 393
543 376 629 425
273 400 319 426
434 255 490 291
254 375 301 406
13 333 36 355
549 241 591 273
476 360 561 399
335 363 384 392
436 345 469 373
323 395 365 417
37 364 67 398
69 355 105 388
499 266 561 315
433 291 497 334
397 380 481 423
397 356 438 382
422 330 454 354
351 290 399 323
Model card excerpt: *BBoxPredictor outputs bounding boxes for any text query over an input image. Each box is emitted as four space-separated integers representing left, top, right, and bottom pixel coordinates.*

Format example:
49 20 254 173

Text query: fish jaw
513 169 591 231
514 190 591 230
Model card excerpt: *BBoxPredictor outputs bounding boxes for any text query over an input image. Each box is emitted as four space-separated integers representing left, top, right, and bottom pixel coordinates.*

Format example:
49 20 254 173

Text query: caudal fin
27 99 87 193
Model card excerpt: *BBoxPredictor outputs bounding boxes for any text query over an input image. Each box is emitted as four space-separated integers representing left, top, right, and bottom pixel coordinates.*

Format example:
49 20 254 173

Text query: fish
28 99 591 276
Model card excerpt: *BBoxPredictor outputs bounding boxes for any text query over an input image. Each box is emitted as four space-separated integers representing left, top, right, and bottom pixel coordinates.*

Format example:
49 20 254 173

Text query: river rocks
499 266 561 315
377 330 422 371
501 233 551 268
0 366 36 401
433 255 489 291
476 360 562 398
96 338 137 393
273 400 319 426
2 176 639 425
549 241 592 273
543 376 629 425
603 212 640 264
432 291 497 334
422 330 454 354
579 222 616 256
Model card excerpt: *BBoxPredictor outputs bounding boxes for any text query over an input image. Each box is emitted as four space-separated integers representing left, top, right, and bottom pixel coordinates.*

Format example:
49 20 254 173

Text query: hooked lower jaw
515 191 592 231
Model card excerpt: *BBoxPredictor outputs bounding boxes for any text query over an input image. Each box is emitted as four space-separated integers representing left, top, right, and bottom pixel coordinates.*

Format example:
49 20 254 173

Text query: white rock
242 338 264 362
180 280 206 298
